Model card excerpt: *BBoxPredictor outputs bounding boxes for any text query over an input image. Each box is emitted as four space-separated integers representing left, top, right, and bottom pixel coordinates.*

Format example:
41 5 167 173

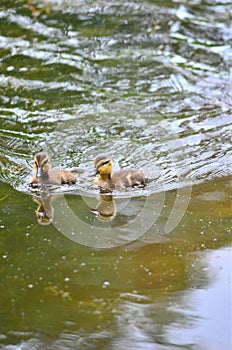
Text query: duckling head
34 152 51 178
94 155 113 177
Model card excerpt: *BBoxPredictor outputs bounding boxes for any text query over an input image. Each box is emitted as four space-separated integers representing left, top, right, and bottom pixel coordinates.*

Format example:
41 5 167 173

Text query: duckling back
32 168 77 185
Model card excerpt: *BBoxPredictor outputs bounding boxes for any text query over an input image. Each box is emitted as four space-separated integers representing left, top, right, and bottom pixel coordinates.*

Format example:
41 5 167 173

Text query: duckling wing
112 169 148 189
60 169 77 185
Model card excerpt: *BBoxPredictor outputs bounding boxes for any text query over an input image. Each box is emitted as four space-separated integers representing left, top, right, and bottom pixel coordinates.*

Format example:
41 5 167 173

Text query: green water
0 1 232 349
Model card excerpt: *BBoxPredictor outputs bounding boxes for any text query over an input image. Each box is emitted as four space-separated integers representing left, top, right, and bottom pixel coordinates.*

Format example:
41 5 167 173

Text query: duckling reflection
32 152 77 185
93 155 148 190
33 194 54 225
92 189 116 222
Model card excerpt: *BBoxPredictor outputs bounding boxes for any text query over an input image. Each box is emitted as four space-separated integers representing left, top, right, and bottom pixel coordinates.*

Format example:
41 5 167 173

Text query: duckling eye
100 160 110 166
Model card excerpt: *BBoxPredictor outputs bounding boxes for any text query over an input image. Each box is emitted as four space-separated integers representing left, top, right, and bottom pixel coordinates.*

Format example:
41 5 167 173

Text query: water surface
0 0 231 349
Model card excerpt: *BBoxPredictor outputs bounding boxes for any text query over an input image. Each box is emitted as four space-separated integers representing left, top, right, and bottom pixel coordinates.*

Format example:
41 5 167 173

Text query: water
0 1 232 349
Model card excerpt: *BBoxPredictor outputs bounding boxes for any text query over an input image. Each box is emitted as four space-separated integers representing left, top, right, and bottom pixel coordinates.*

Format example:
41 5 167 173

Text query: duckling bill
93 155 148 190
31 152 77 185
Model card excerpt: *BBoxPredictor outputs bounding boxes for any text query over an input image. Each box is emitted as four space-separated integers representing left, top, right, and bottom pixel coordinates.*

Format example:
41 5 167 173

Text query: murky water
0 1 232 349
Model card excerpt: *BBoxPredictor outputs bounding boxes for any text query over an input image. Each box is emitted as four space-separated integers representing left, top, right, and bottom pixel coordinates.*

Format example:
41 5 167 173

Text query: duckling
31 152 77 185
93 155 148 190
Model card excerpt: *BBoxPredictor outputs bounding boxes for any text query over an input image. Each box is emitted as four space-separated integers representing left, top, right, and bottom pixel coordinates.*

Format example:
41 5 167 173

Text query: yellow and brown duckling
31 152 77 185
93 155 148 190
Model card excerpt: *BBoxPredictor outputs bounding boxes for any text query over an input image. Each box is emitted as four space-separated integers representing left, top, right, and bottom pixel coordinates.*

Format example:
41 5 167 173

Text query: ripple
0 0 231 195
